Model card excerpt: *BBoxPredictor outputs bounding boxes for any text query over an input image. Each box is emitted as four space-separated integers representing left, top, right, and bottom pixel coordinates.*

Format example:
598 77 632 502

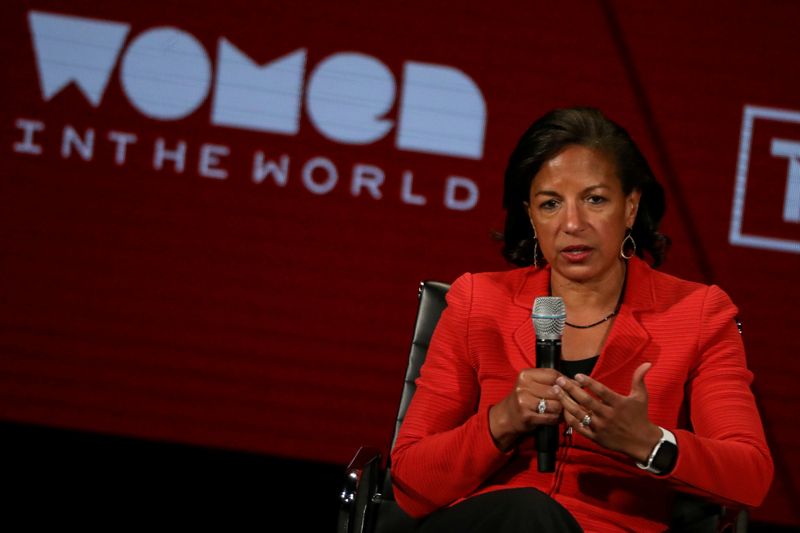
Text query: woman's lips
560 245 592 262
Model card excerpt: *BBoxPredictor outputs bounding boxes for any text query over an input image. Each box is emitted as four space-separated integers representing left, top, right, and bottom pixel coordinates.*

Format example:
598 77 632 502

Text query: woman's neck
550 260 627 316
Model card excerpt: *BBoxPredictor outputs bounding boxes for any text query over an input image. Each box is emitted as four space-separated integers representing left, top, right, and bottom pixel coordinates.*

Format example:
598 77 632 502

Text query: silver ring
537 398 547 415
580 414 592 427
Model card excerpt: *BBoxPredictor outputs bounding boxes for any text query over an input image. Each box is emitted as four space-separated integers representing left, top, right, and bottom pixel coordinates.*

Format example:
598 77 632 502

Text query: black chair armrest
338 446 383 533
668 492 747 532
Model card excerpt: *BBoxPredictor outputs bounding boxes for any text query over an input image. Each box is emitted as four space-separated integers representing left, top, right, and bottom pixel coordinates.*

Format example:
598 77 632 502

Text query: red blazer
391 257 773 532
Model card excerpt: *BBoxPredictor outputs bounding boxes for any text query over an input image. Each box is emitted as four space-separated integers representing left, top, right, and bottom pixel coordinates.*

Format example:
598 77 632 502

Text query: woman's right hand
489 368 563 452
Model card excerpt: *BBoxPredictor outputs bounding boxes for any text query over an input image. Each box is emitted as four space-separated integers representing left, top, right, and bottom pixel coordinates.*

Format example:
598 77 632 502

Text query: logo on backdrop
12 10 488 211
730 105 800 253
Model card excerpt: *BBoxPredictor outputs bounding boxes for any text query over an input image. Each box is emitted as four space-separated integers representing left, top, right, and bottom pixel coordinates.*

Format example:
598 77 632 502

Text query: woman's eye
587 195 606 205
539 199 559 210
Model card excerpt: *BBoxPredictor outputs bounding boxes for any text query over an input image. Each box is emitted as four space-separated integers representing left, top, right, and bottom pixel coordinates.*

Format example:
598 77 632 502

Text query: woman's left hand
553 362 662 463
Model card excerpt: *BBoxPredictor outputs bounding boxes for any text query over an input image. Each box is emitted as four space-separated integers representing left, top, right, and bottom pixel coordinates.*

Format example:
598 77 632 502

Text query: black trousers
415 488 583 532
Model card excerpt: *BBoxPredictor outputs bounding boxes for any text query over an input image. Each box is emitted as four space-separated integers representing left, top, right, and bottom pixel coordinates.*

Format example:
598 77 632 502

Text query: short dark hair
500 107 670 267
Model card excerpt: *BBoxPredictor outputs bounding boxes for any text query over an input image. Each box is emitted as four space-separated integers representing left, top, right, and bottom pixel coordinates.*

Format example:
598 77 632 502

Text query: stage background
1 0 798 527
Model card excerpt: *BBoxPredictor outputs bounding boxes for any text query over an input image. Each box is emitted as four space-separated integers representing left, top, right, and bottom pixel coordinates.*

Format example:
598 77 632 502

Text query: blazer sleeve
666 284 774 507
390 273 513 518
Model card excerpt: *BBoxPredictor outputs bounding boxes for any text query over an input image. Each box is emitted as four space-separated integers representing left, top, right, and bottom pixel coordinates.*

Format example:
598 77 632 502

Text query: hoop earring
530 220 539 268
620 229 636 260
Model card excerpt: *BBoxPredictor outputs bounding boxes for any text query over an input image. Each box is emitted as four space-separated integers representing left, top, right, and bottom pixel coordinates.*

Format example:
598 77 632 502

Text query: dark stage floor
2 421 794 531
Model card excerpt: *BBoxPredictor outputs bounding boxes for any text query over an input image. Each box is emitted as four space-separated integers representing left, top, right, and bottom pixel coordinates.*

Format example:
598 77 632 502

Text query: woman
390 107 773 532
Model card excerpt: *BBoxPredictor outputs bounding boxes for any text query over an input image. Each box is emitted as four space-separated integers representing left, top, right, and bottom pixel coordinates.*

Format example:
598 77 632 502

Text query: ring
580 414 592 427
537 398 547 415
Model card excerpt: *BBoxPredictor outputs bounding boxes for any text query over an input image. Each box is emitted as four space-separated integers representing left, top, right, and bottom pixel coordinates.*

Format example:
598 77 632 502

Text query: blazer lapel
511 266 550 370
592 258 655 390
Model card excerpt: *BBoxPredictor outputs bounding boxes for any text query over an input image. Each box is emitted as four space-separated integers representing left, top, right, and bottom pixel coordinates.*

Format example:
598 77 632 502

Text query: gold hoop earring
620 229 636 260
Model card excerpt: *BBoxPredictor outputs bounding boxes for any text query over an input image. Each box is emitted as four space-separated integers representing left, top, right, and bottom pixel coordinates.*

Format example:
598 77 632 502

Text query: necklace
565 309 619 329
559 265 628 329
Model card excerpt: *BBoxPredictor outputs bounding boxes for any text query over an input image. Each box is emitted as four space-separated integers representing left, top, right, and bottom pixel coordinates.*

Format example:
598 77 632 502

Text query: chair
338 280 448 533
338 281 746 533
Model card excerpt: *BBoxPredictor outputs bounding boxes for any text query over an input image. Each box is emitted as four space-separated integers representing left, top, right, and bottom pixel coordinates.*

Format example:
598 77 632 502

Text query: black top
560 355 599 380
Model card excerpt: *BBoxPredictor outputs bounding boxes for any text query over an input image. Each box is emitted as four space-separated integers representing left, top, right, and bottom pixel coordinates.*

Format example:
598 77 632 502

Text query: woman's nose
563 201 585 232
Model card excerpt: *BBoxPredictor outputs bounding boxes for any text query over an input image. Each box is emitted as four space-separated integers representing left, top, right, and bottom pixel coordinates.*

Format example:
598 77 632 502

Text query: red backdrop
1 0 798 525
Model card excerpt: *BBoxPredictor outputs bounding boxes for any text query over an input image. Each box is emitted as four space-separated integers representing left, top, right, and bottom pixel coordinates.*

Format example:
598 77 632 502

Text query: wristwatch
636 427 678 475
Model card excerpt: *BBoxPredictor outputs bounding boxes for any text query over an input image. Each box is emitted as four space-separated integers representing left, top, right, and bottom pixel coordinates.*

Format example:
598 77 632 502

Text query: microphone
532 296 566 473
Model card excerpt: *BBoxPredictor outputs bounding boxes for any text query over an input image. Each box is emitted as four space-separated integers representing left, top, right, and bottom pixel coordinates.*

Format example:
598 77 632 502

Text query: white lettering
729 106 800 253
61 125 95 160
397 62 486 159
302 157 338 195
252 152 289 186
212 41 306 134
400 170 427 206
306 53 394 144
107 130 137 165
444 176 479 211
770 138 800 223
14 118 45 155
198 143 229 179
7 118 484 209
351 164 384 199
28 11 130 106
153 138 187 173
28 11 487 161
120 28 211 120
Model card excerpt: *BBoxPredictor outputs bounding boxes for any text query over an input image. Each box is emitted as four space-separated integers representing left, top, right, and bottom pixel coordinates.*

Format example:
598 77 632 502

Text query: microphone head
532 297 566 340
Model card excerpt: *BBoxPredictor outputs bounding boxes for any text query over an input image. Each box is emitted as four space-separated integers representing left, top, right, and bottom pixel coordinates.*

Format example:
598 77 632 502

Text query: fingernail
556 377 566 387
575 374 586 383
552 385 561 394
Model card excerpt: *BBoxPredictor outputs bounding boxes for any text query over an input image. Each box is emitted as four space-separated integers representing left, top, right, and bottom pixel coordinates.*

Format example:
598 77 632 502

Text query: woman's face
526 144 640 283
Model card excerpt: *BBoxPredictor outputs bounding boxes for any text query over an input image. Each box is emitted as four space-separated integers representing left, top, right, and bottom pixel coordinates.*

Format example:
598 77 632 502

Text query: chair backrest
373 281 449 533
391 281 451 451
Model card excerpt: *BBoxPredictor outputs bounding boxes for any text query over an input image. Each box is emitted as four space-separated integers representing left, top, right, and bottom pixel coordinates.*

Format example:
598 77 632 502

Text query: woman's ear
626 190 642 227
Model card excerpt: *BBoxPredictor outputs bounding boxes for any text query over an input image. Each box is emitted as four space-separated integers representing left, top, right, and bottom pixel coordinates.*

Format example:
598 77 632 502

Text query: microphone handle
535 338 561 472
